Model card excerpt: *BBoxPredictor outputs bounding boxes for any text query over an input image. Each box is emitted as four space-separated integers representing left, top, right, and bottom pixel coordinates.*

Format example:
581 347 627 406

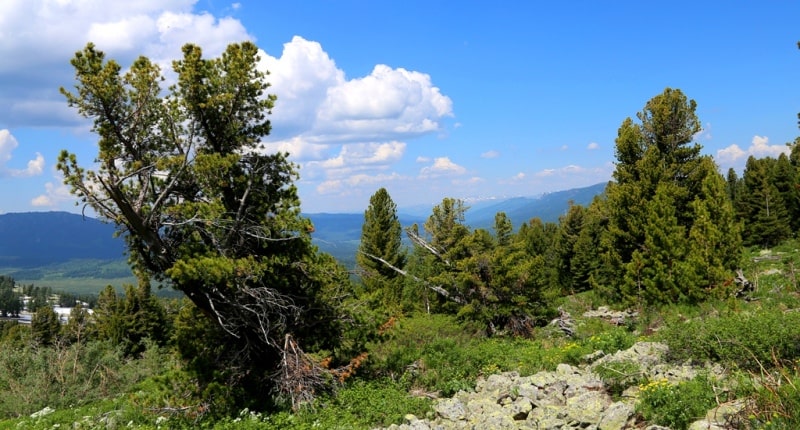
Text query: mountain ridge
0 182 607 275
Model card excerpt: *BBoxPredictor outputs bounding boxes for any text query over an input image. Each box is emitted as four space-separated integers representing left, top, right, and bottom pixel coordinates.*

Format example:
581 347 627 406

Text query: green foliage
657 307 800 371
407 199 558 334
593 360 644 398
356 188 407 310
636 374 718 430
30 306 60 346
301 379 432 429
57 40 358 404
0 340 170 418
600 88 741 305
737 155 793 248
94 283 169 356
745 363 800 429
0 276 21 318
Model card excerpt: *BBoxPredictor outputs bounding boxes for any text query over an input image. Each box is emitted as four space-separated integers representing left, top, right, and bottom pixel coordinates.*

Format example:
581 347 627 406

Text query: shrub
657 308 800 371
0 339 171 418
593 360 644 398
744 362 800 429
636 374 718 430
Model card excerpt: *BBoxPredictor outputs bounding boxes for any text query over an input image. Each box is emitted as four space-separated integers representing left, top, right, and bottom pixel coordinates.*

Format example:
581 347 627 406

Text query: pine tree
571 196 608 293
493 212 513 247
554 203 586 294
602 88 740 305
57 41 357 401
356 188 407 309
739 156 792 247
31 306 61 346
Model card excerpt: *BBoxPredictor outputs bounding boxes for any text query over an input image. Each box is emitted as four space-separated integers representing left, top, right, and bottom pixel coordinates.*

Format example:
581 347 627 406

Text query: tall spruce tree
601 88 740 304
357 188 407 308
739 156 792 247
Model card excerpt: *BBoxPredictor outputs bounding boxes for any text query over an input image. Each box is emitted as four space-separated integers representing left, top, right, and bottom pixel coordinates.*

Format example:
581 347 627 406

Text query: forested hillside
0 212 124 267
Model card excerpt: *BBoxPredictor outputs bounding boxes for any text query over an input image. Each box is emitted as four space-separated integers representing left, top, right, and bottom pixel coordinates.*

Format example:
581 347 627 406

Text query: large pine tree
600 88 741 305
356 188 407 308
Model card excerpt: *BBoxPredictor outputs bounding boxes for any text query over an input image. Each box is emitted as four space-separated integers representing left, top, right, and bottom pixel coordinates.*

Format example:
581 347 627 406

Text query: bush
636 374 718 430
657 308 800 371
0 339 170 418
743 362 800 429
593 360 644 398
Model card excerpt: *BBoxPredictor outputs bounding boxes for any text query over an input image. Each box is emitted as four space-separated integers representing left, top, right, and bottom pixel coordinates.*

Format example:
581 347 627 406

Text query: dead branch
404 227 449 266
275 334 331 410
359 251 463 304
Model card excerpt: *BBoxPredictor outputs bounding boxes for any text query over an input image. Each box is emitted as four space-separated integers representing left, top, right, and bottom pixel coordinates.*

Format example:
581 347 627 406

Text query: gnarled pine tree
57 42 351 407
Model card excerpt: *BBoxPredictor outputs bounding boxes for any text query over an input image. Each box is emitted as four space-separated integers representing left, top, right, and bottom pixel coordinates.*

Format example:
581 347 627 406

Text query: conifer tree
601 88 740 304
57 41 355 402
357 188 407 308
571 196 608 293
739 156 792 247
554 203 586 294
31 306 61 346
493 212 513 247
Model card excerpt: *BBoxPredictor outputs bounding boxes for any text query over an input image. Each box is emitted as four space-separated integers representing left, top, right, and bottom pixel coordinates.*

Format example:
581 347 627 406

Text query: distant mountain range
0 182 606 276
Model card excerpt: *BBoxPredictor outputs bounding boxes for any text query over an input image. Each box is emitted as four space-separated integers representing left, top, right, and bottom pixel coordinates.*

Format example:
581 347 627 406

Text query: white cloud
0 1 251 127
587 142 599 150
31 180 72 207
260 37 452 145
453 176 484 185
0 129 45 177
0 129 17 165
481 150 500 159
716 135 790 165
560 145 569 151
419 157 466 178
416 156 431 163
305 141 406 176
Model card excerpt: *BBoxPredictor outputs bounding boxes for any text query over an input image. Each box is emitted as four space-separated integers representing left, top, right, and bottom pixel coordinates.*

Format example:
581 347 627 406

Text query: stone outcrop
379 342 737 430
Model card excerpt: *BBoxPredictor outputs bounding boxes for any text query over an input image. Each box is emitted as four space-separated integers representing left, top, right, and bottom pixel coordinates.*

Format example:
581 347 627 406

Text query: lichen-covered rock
374 341 737 430
597 401 635 430
434 397 466 421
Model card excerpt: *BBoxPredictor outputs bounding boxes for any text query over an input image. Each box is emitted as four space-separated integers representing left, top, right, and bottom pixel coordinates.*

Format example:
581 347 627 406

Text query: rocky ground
378 341 745 430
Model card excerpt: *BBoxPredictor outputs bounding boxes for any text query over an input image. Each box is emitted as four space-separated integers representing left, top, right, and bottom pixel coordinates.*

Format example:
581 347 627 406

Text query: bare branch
405 227 449 266
358 251 463 304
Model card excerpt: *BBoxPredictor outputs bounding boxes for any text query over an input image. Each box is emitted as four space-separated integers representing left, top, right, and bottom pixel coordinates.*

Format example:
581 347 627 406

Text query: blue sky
1 1 799 214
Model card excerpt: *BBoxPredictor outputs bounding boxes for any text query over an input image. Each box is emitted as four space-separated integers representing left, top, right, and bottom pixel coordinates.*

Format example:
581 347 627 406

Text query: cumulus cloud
259 37 452 145
587 142 599 150
481 150 500 159
419 157 466 178
0 129 45 177
0 0 252 127
716 135 790 165
31 180 72 207
305 141 406 175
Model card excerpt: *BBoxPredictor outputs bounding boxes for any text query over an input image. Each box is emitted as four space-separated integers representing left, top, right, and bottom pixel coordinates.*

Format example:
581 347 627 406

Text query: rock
30 406 55 419
565 390 612 424
434 397 466 421
597 401 635 430
505 397 532 420
374 341 735 430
